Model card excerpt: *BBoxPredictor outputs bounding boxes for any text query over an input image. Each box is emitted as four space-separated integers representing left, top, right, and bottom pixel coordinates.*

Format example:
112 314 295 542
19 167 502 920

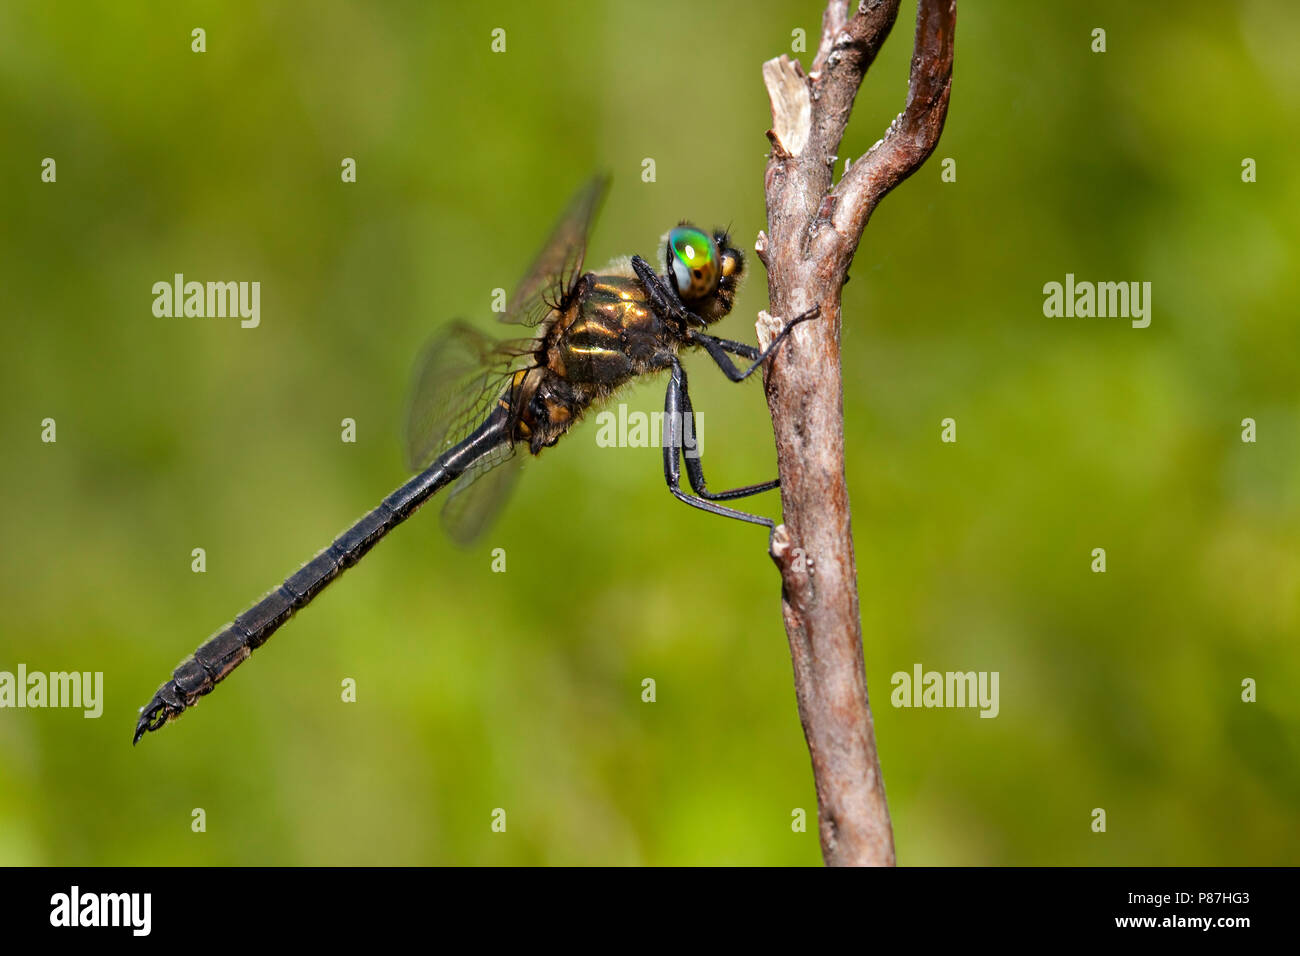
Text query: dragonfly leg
676 372 780 500
693 335 761 362
630 255 705 329
687 305 821 382
661 357 775 530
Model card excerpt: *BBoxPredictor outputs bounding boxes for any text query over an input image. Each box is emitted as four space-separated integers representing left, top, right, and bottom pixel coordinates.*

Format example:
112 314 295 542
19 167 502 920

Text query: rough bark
758 0 956 867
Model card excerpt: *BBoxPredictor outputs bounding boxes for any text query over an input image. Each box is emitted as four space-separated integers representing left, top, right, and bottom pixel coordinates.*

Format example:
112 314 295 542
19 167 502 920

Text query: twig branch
758 0 956 867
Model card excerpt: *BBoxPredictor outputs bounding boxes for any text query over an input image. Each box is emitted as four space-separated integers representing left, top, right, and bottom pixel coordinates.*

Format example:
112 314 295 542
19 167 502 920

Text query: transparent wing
502 174 610 327
404 322 533 472
439 442 525 547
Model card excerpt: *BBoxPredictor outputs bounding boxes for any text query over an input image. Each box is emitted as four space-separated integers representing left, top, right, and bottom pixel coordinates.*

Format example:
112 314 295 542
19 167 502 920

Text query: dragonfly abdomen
133 408 512 743
135 502 398 742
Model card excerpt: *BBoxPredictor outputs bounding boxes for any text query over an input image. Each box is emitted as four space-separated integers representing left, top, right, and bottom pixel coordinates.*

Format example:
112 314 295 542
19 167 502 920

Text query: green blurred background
1 1 1296 865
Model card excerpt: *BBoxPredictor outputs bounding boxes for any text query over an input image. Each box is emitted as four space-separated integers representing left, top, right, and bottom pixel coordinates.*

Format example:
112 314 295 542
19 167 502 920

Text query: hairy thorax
515 271 679 454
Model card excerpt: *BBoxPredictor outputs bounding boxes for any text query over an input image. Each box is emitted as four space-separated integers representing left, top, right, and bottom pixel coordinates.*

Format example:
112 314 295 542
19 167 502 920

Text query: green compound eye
668 226 720 301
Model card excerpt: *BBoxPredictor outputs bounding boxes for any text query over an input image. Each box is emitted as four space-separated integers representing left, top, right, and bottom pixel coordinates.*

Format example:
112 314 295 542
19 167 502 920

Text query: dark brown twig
758 0 956 867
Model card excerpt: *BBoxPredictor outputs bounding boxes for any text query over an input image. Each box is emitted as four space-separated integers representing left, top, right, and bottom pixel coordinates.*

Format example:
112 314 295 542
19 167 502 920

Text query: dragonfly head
665 225 745 325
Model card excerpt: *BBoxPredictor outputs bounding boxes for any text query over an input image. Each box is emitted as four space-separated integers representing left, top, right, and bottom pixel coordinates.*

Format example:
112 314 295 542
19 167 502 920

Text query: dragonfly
133 175 819 743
